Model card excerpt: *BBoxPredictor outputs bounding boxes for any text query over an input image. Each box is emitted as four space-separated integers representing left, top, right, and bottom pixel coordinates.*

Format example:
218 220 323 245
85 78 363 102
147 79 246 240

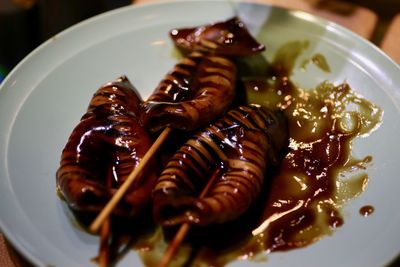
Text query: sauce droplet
359 205 374 217
300 53 331 73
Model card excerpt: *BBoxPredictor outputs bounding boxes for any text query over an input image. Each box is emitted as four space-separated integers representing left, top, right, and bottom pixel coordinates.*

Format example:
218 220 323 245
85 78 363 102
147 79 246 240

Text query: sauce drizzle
137 40 383 266
360 205 375 217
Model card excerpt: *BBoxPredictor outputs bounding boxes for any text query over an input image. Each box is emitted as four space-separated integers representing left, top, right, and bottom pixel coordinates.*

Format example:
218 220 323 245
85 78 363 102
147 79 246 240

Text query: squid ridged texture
140 51 237 132
152 105 288 226
140 17 265 133
56 76 158 218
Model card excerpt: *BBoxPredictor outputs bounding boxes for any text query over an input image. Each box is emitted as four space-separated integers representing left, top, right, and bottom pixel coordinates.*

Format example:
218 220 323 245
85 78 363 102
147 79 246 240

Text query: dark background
0 0 399 83
0 0 131 82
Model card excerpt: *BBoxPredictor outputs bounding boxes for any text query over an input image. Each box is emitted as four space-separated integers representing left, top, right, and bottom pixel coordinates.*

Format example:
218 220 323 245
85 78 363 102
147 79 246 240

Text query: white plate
1 1 400 266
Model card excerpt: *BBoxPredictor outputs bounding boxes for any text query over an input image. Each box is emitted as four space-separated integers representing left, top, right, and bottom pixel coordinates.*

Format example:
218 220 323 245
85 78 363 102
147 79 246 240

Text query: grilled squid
140 17 265 133
56 76 157 218
152 105 288 226
140 51 236 132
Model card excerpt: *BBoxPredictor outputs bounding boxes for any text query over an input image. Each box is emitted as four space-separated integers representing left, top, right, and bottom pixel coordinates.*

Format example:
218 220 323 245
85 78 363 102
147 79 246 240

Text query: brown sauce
360 205 375 217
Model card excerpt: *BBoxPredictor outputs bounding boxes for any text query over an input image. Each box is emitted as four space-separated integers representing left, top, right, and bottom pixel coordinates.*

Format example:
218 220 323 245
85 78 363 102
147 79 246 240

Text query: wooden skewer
98 166 113 267
157 167 223 267
98 217 111 267
89 127 172 233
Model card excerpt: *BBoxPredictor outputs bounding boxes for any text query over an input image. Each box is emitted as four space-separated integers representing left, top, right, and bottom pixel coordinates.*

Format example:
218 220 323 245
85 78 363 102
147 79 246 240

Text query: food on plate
56 16 383 267
56 76 157 219
152 105 288 226
140 17 265 133
139 41 382 266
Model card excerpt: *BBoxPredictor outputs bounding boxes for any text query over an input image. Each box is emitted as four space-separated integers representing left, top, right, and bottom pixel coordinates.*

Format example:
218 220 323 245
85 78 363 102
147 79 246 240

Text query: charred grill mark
197 132 228 162
181 143 213 169
237 107 262 129
186 139 217 166
153 105 288 226
147 52 203 103
221 173 256 195
203 67 232 79
175 150 208 180
206 56 233 67
158 167 197 193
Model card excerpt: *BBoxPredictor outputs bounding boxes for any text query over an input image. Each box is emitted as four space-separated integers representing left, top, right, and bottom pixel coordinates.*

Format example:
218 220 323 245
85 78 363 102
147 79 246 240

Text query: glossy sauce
137 41 383 266
360 205 375 217
242 41 382 255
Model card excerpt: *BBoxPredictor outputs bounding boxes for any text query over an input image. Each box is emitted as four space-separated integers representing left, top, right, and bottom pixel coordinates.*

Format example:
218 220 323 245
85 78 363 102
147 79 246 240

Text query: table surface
0 0 399 266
